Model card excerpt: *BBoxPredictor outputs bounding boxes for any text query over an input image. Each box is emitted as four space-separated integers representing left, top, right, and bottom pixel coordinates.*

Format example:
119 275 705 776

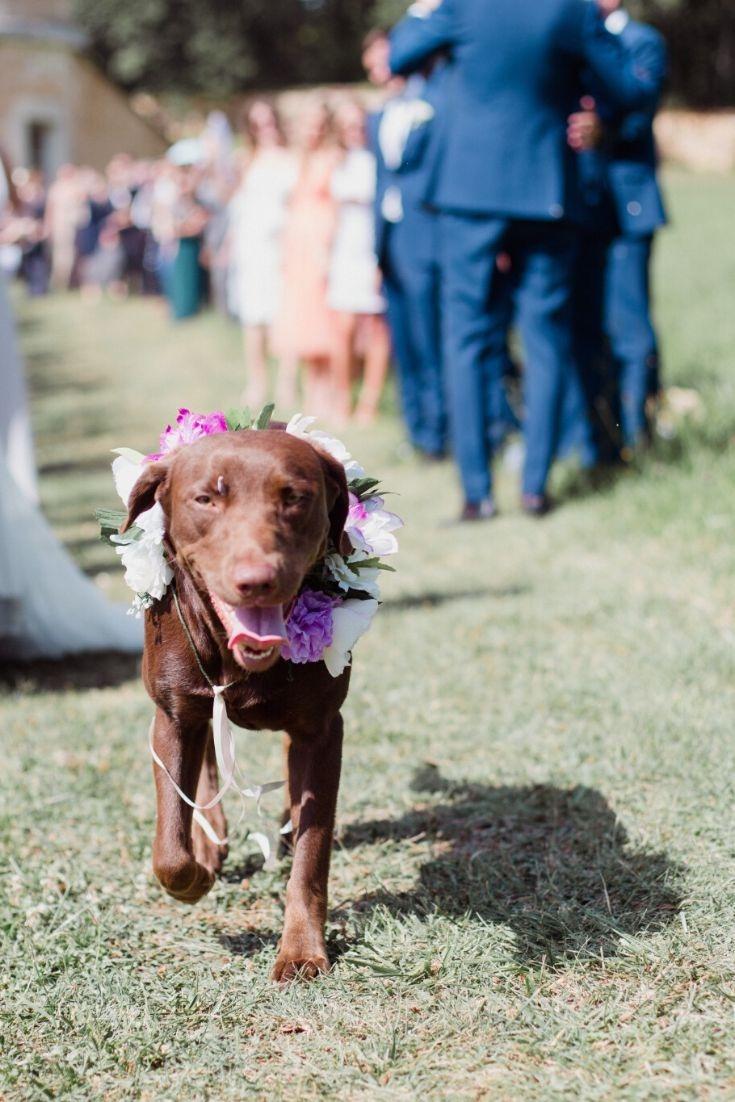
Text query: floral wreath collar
98 405 402 679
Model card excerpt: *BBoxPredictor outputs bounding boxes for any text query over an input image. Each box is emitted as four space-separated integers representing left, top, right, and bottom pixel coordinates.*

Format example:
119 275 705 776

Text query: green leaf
226 407 252 432
350 556 396 574
95 506 142 545
349 477 381 497
110 525 143 543
95 506 127 541
255 403 275 430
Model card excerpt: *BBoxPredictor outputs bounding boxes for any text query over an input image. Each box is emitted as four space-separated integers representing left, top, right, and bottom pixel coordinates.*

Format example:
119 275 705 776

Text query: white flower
128 594 152 618
114 501 171 604
325 552 381 599
285 413 317 439
286 413 365 482
116 531 173 603
135 501 167 539
323 598 379 677
409 99 435 127
112 449 146 507
345 495 402 558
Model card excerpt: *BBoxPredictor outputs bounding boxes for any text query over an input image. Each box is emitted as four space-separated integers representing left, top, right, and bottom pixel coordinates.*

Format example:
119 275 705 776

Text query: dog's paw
271 952 330 984
154 857 215 904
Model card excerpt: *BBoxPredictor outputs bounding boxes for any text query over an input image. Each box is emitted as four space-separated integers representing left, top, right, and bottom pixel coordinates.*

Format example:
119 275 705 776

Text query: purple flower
281 590 339 664
148 408 228 459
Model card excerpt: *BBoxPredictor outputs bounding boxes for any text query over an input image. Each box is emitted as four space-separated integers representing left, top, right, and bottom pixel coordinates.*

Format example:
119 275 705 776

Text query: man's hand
567 96 603 152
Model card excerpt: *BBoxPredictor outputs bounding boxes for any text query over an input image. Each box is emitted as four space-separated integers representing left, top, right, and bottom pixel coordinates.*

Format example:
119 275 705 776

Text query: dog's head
121 429 349 671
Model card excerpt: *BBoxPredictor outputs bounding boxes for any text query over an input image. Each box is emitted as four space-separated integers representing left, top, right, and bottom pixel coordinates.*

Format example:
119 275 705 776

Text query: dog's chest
224 678 302 733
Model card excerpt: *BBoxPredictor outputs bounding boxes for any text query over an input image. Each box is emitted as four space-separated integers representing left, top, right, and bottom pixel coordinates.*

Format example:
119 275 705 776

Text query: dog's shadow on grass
334 764 684 967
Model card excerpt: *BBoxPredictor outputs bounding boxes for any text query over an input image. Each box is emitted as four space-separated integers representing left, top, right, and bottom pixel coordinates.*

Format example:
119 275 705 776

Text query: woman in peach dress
276 101 340 415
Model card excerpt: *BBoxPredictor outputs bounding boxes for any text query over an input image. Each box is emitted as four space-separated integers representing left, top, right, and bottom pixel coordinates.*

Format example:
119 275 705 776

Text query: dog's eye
195 494 212 505
281 487 308 509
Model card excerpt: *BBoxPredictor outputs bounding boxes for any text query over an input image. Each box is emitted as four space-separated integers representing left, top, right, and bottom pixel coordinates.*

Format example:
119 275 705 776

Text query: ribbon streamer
149 685 284 869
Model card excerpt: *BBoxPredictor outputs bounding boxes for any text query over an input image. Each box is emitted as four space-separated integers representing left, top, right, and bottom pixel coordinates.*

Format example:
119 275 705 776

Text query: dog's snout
232 562 278 600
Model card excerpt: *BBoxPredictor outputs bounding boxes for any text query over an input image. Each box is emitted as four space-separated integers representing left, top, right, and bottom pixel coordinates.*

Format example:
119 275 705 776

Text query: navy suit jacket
604 19 667 235
368 64 449 262
389 0 664 222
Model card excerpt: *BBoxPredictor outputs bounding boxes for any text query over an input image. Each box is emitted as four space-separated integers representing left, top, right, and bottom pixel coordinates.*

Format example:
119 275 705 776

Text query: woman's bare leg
303 355 332 420
330 313 356 426
276 350 300 413
355 314 391 424
242 324 269 409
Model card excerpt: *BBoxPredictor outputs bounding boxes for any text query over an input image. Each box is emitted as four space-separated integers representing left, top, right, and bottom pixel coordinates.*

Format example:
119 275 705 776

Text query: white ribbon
149 685 285 870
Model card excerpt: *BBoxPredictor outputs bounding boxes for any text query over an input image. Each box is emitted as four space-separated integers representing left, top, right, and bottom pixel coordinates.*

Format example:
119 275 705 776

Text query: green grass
3 170 735 1100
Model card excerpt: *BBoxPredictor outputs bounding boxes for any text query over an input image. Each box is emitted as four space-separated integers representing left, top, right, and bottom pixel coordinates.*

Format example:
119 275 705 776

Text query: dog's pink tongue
229 604 288 650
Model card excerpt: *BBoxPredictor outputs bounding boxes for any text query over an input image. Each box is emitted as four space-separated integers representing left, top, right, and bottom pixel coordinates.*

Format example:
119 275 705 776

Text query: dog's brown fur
123 429 350 981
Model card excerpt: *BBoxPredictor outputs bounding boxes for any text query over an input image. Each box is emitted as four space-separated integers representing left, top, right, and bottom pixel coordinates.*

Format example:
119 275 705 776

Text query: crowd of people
0 0 668 519
0 100 393 426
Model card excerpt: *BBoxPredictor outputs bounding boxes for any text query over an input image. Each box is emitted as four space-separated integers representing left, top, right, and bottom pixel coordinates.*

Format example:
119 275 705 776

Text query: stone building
0 0 165 177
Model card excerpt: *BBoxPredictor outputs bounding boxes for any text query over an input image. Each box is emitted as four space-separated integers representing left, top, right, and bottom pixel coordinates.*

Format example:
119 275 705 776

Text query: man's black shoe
459 497 497 522
521 493 552 517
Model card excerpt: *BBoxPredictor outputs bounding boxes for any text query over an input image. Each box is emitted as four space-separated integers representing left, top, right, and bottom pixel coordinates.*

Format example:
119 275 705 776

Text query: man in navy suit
389 0 665 518
568 0 668 456
362 30 447 460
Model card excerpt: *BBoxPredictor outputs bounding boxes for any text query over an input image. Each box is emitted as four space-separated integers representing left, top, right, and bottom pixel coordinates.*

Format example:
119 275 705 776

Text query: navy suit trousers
382 209 446 456
440 214 579 501
605 234 657 445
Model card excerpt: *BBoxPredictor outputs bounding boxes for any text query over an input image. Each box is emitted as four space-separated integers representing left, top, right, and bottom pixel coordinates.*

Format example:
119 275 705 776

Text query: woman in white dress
0 153 141 660
230 101 297 410
328 100 391 425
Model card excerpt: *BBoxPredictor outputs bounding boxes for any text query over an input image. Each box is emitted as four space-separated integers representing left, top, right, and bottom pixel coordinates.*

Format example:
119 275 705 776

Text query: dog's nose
232 563 278 600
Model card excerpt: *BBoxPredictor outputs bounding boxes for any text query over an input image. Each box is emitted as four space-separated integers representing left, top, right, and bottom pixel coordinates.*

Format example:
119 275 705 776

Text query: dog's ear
316 449 351 556
120 459 171 533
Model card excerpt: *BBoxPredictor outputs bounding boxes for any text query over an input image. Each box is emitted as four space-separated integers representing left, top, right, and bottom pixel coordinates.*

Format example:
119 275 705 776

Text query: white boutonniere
408 99 435 130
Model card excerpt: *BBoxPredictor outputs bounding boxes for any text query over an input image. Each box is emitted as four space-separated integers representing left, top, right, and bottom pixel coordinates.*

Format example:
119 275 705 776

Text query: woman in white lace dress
230 101 297 409
327 101 391 425
0 153 141 660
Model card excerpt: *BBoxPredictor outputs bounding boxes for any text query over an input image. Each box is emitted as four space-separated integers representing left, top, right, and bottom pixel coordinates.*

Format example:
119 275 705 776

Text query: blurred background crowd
0 99 394 427
0 0 729 524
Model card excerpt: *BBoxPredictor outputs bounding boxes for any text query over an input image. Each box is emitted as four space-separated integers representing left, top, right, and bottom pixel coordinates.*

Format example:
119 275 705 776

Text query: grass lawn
3 170 735 1100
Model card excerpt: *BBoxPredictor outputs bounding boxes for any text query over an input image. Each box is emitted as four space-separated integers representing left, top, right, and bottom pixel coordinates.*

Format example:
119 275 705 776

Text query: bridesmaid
327 100 391 425
276 100 340 415
230 100 296 410
168 166 209 321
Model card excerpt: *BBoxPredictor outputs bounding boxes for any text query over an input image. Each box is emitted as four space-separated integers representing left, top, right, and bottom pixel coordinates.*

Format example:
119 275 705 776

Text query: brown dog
121 428 350 981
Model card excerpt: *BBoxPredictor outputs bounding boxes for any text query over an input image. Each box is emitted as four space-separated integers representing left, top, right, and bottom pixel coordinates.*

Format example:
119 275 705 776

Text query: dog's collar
171 581 241 695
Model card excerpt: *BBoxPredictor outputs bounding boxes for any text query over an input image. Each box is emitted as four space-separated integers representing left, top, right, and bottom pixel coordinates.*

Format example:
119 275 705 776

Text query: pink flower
347 493 369 527
281 590 340 664
148 408 228 459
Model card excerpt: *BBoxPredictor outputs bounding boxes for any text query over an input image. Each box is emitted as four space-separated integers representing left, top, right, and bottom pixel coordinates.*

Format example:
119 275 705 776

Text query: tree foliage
74 0 734 107
635 0 735 107
74 0 381 97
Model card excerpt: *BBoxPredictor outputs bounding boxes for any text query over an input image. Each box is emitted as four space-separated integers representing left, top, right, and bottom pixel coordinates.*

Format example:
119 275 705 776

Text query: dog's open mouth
209 591 289 670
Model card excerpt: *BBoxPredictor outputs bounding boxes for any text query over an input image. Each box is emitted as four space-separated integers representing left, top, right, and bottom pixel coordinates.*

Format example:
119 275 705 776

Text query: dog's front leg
272 713 343 982
150 706 217 905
